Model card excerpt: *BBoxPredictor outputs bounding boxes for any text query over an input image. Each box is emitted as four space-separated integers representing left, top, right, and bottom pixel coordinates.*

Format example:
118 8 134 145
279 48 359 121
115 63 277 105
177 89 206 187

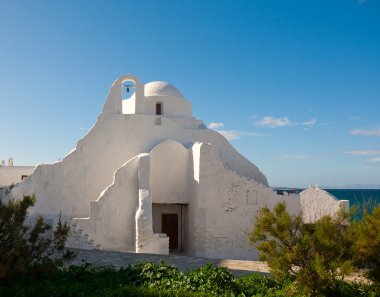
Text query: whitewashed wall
300 188 349 223
150 140 192 204
188 142 301 260
72 156 140 251
0 166 34 187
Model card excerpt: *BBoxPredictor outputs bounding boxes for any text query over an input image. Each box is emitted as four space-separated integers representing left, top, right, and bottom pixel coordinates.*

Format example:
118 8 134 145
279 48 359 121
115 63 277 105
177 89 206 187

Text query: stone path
69 248 270 277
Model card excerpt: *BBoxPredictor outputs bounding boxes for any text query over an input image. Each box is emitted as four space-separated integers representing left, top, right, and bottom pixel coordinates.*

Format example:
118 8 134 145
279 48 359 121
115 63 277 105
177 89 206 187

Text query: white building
0 157 34 187
2 75 348 260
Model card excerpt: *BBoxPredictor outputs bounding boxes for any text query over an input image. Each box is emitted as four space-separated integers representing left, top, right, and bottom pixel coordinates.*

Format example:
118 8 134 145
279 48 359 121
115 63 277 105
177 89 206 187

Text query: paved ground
69 248 270 277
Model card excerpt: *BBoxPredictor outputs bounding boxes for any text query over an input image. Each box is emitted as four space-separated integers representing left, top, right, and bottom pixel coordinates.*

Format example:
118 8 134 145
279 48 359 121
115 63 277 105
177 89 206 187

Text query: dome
144 81 184 98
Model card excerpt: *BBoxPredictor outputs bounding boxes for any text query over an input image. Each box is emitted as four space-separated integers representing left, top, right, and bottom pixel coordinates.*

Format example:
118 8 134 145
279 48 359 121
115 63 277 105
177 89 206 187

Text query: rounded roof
300 188 339 201
144 81 184 98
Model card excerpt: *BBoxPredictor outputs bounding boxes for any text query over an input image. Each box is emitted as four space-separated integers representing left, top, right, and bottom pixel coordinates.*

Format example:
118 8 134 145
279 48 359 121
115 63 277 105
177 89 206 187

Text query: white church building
1 75 348 260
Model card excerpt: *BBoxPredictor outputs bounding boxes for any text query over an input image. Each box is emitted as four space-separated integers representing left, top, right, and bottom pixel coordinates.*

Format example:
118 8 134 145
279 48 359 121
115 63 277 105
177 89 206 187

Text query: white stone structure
300 188 349 223
1 74 347 260
0 158 34 187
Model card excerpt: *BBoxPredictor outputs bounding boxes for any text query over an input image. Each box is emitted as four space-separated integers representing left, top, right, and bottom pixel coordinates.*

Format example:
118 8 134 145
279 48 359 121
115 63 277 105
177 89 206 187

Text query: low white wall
300 188 349 223
0 166 34 187
73 156 141 251
135 154 169 254
72 153 168 254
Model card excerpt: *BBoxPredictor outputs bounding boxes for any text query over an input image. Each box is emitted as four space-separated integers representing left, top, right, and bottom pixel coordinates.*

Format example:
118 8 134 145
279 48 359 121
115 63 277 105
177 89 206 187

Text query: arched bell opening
120 75 142 115
122 81 136 100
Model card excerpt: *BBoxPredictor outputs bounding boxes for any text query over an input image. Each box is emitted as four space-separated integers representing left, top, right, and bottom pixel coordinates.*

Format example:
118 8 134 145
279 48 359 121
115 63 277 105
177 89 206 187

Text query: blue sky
0 0 379 188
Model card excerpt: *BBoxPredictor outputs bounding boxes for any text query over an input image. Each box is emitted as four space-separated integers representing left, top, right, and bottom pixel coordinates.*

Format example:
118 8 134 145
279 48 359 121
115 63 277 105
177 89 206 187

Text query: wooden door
161 214 178 250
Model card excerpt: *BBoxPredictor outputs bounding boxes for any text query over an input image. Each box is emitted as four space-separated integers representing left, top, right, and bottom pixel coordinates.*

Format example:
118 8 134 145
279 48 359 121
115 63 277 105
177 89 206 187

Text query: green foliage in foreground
249 203 355 295
249 202 380 296
0 195 75 280
351 205 380 283
0 261 378 297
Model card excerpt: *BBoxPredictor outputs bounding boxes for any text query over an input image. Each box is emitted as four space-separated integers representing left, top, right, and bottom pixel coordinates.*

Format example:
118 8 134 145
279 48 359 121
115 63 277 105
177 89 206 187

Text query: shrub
0 261 378 297
127 261 238 295
186 263 238 295
237 273 284 296
249 202 355 295
128 260 185 289
0 195 74 281
351 204 380 284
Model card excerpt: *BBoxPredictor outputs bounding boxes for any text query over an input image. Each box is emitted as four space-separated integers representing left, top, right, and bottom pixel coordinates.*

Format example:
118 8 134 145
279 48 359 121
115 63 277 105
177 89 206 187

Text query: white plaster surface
72 156 141 251
135 154 169 254
300 188 349 223
188 142 301 260
144 81 184 98
150 140 191 204
0 166 34 187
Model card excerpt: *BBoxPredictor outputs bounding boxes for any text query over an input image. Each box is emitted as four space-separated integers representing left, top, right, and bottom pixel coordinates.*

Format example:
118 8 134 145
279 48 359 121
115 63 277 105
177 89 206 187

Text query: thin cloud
320 121 336 126
252 116 317 129
350 128 380 136
218 130 262 141
357 0 367 5
302 119 317 126
304 107 319 115
368 157 380 163
254 116 292 128
77 126 87 131
208 122 262 141
344 149 380 164
207 122 224 129
344 150 380 156
283 154 309 160
349 116 360 121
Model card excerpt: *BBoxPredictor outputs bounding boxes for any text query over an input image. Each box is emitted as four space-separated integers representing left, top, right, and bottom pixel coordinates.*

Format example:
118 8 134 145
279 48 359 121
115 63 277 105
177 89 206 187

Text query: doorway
161 214 178 250
152 203 187 252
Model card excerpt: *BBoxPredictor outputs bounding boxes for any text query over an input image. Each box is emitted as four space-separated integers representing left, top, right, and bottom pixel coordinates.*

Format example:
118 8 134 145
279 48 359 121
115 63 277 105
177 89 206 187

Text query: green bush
0 195 74 281
249 202 355 295
186 263 238 295
351 205 380 284
128 260 185 289
128 261 238 295
0 261 378 297
237 273 284 296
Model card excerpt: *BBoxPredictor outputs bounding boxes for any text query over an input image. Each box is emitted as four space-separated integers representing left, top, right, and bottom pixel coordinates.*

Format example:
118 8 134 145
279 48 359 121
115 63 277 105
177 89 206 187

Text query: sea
324 189 380 209
325 189 380 219
275 188 380 219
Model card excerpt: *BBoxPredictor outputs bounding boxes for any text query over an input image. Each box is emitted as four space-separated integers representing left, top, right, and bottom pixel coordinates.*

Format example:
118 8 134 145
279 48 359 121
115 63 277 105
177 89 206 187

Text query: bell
126 87 130 92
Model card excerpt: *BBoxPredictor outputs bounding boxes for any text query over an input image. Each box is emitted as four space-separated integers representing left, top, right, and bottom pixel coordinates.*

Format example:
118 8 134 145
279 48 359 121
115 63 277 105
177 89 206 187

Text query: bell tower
102 74 143 114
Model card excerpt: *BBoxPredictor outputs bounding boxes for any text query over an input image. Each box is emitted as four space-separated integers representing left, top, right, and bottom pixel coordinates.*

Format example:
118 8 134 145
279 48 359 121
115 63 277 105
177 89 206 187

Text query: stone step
65 221 99 250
